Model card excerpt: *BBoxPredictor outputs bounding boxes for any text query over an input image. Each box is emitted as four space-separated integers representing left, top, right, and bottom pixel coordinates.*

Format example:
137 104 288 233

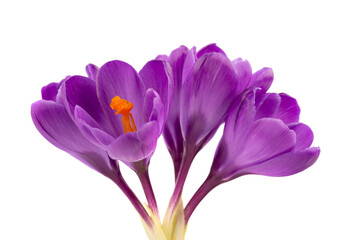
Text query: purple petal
74 106 115 149
249 67 274 94
224 89 257 146
41 82 61 101
158 45 188 90
231 59 252 95
31 100 113 177
288 123 314 150
274 93 301 124
255 93 281 120
143 89 164 130
86 64 99 81
32 101 91 151
180 53 239 144
243 147 320 177
197 43 227 58
156 54 169 61
139 60 173 119
107 121 160 162
181 47 197 85
212 89 257 174
41 78 67 101
61 75 114 136
232 118 296 167
160 46 188 159
97 60 146 134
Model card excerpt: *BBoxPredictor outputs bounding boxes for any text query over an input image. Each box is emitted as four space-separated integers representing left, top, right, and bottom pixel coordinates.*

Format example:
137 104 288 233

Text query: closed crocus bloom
184 89 320 222
211 89 319 180
158 45 274 226
158 44 274 178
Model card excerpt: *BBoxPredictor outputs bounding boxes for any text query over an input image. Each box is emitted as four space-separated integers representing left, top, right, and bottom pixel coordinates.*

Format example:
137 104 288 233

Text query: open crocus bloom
32 59 173 227
63 60 171 163
211 88 320 181
33 59 173 167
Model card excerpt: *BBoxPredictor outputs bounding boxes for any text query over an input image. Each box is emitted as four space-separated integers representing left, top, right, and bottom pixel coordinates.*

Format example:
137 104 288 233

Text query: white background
1 0 346 239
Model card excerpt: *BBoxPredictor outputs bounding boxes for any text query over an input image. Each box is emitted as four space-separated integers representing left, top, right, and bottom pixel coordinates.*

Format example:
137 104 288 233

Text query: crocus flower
184 89 320 222
32 76 153 225
31 45 319 240
158 45 274 228
31 59 173 226
33 59 173 168
158 44 274 178
61 60 172 164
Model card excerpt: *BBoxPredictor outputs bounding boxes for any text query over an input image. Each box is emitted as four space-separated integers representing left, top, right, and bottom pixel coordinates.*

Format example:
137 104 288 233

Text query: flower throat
110 96 137 133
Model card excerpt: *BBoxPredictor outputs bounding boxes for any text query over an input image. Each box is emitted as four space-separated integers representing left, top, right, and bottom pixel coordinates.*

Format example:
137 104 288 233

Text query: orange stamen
110 96 137 133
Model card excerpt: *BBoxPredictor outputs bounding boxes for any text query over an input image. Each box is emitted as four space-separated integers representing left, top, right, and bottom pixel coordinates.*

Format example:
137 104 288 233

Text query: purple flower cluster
31 44 320 239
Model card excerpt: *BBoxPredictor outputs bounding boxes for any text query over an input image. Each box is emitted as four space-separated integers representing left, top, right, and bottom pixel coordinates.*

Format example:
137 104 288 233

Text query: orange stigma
110 96 137 133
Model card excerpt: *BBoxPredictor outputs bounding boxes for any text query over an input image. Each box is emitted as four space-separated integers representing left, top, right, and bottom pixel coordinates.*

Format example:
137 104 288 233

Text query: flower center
110 96 137 133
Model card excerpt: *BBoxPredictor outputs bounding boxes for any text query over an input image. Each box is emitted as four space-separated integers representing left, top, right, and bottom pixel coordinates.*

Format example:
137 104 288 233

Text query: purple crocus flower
158 44 274 218
62 60 172 164
31 45 320 239
33 59 172 167
31 59 173 225
158 44 273 178
184 89 320 222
